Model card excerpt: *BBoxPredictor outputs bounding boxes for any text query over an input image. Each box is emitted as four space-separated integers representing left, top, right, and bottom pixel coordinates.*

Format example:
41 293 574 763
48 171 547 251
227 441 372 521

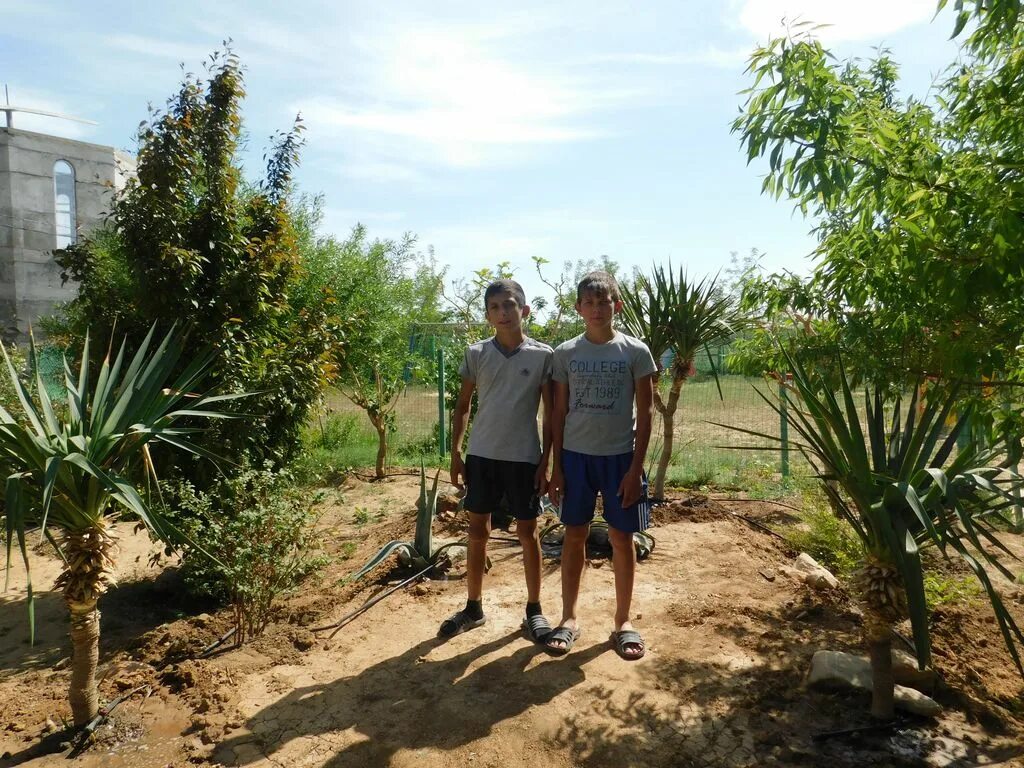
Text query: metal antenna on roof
2 86 98 130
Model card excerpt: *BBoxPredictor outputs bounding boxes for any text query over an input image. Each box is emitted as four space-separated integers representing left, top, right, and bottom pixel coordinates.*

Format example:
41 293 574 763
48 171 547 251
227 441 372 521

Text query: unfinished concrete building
0 127 134 341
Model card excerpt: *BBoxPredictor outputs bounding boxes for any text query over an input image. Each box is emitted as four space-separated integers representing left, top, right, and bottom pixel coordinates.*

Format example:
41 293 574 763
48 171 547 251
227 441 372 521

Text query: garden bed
1 474 1022 767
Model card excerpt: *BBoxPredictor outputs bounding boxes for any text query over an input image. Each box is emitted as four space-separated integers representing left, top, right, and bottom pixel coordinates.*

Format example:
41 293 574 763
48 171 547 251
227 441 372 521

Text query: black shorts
464 455 541 519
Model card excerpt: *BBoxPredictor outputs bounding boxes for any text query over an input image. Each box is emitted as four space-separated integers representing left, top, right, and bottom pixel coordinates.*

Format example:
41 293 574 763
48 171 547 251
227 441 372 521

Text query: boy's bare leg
467 512 492 601
516 518 542 604
609 526 643 657
548 522 589 649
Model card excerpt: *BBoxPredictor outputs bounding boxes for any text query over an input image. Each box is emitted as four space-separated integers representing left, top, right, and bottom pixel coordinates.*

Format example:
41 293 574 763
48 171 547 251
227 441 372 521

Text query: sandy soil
1 474 1023 768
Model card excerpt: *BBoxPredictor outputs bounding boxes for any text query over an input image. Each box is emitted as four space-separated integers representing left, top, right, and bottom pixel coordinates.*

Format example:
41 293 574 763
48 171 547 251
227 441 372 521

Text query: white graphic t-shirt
552 332 657 456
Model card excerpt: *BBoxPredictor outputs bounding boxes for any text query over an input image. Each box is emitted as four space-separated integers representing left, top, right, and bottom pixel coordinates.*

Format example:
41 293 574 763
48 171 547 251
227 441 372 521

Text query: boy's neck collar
583 328 617 344
493 329 527 351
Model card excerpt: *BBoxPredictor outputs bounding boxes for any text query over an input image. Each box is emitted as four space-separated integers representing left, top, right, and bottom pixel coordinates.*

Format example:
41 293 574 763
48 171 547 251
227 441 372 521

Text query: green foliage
923 572 983 609
724 347 1024 673
782 493 862 578
0 324 242 640
732 6 1024 412
620 265 747 498
298 225 443 477
162 466 327 642
47 49 338 477
0 342 28 415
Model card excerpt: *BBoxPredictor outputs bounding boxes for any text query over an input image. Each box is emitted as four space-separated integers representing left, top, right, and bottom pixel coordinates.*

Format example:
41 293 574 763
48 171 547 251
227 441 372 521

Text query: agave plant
1 325 244 725
620 265 745 499
723 352 1024 719
350 465 466 580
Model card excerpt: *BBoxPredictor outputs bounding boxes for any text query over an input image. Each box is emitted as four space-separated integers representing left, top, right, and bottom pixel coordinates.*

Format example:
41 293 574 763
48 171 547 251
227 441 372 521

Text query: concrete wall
0 128 134 341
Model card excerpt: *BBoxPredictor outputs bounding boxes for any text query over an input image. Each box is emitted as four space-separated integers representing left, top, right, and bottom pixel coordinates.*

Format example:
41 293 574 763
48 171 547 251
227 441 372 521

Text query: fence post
437 344 446 459
779 375 790 479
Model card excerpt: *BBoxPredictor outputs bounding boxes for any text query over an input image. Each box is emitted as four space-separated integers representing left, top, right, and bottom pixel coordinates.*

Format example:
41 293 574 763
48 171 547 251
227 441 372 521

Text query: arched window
53 160 76 249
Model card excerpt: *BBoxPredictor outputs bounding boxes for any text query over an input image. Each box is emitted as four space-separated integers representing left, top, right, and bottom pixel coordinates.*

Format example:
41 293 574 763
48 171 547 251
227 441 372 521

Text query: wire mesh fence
320 331 804 483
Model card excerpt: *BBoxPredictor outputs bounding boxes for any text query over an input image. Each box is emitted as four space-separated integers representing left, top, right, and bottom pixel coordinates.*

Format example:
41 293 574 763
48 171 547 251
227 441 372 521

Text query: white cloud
738 0 935 42
596 45 751 69
292 19 641 171
105 34 216 62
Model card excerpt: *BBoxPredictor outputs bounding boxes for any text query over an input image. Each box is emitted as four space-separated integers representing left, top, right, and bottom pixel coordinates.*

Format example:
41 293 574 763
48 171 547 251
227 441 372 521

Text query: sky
1 0 965 310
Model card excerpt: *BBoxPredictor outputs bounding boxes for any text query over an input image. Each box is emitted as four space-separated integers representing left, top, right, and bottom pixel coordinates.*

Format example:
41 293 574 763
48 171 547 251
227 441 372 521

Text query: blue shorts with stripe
558 449 651 533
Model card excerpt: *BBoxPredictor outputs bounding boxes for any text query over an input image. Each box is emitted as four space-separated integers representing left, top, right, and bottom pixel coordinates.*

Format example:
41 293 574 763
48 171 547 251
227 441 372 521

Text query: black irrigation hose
812 718 905 741
69 685 152 757
719 497 804 514
311 562 435 640
198 627 238 659
721 510 790 542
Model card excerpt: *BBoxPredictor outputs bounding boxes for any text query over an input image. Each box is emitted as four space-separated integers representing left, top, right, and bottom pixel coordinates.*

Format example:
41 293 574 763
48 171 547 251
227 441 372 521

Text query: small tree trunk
68 600 101 725
373 417 388 479
653 371 686 500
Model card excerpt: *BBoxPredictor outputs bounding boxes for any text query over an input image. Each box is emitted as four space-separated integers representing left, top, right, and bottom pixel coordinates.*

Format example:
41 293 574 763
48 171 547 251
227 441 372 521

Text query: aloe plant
722 350 1024 719
350 465 466 580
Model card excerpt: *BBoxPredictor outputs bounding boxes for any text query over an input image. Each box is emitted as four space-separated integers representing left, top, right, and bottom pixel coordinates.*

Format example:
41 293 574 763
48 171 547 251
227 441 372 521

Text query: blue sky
3 0 963 309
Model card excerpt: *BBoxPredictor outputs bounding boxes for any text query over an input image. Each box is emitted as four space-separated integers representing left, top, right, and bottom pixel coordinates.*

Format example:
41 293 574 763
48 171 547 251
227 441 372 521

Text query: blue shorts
559 449 650 533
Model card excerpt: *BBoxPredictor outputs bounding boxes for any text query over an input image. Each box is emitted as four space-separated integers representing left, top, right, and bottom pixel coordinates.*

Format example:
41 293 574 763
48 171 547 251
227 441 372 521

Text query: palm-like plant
620 266 745 499
1 326 244 725
725 352 1024 719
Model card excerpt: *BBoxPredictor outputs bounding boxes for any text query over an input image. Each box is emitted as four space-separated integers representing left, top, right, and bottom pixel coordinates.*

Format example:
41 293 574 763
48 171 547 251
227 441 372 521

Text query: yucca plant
621 266 745 499
723 351 1024 719
1 325 244 726
350 465 466 580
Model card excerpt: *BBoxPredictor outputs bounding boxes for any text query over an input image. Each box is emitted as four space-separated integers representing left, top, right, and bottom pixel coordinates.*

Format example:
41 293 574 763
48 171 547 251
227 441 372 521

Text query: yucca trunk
853 557 907 720
652 367 687 501
56 526 116 725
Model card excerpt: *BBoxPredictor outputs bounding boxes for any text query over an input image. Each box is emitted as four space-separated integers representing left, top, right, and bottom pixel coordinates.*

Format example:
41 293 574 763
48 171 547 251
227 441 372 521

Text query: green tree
48 49 337 476
620 266 745 499
1 327 243 725
299 225 443 478
731 4 1024 398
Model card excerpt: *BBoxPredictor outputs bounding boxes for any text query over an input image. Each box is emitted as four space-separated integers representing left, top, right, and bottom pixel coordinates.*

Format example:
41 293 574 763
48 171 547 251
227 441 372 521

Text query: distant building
0 127 134 341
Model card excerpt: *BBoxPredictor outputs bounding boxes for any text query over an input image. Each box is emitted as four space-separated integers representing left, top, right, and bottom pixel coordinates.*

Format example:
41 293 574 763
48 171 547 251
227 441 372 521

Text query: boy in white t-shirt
547 271 656 659
439 279 555 643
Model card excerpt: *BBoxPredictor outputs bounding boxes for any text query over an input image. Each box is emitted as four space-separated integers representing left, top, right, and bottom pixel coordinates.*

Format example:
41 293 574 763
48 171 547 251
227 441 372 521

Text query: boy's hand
534 463 548 498
450 453 466 491
617 466 645 508
548 466 564 506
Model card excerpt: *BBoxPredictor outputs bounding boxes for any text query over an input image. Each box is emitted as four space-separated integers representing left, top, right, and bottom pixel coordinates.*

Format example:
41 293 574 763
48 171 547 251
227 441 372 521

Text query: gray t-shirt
460 337 553 464
552 332 657 456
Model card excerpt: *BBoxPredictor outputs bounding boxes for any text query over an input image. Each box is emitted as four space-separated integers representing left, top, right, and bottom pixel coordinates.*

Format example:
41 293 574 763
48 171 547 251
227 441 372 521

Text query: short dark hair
483 278 527 309
576 271 621 302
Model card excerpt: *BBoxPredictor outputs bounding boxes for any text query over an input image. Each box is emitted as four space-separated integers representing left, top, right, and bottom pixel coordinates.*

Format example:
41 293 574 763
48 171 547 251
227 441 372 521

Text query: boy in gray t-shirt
439 279 555 643
547 271 656 660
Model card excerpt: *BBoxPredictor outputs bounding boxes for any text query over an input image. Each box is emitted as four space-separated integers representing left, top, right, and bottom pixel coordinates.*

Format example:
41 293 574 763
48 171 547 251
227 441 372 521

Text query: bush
163 466 327 642
782 491 862 578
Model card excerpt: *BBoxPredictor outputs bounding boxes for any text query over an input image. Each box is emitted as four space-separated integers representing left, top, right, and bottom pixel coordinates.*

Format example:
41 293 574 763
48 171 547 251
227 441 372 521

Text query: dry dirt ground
1 474 1023 768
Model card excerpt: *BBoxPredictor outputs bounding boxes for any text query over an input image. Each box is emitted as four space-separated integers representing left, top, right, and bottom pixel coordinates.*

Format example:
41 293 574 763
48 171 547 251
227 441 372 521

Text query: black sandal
544 625 581 656
438 609 486 638
521 613 553 644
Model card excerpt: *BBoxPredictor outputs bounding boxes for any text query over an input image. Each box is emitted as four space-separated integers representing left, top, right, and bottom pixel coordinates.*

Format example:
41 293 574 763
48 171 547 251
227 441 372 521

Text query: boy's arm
534 380 554 494
618 373 654 507
548 380 569 505
450 377 475 489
